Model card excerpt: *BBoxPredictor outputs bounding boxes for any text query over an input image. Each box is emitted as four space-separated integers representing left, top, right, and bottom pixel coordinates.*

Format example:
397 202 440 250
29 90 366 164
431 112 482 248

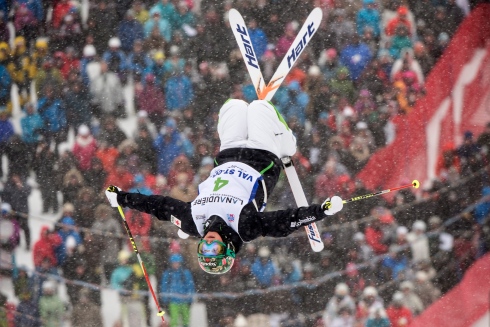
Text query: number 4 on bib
213 177 229 191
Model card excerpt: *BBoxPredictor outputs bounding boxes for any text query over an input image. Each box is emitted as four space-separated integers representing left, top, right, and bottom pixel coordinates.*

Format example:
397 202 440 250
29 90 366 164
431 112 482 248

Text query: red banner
409 253 490 327
357 4 490 193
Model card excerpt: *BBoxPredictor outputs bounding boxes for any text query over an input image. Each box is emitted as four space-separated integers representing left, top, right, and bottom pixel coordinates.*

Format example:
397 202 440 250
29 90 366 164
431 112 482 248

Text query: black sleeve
117 192 200 237
238 203 329 241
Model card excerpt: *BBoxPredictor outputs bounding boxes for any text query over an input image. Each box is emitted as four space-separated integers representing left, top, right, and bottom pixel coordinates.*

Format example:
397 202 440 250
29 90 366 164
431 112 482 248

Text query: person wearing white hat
357 286 385 325
102 37 128 85
73 124 97 172
399 280 424 315
324 282 356 326
39 280 65 326
407 220 430 263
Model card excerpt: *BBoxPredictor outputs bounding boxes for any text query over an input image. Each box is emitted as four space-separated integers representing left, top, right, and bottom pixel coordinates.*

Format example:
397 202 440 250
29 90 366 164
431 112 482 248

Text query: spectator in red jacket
365 217 389 255
33 226 62 268
126 210 152 252
135 74 165 127
105 159 134 190
387 291 413 327
73 124 97 171
385 6 412 37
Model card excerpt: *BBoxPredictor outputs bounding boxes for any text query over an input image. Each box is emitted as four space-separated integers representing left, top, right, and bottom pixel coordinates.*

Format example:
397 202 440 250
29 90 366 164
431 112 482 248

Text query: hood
61 217 75 226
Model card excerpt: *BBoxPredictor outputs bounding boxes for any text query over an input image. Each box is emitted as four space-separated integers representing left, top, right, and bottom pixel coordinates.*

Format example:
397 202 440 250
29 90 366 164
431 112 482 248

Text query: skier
106 99 344 274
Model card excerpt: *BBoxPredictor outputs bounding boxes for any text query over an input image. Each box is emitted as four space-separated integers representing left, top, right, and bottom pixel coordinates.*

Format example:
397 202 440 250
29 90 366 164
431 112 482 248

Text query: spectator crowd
1 0 490 326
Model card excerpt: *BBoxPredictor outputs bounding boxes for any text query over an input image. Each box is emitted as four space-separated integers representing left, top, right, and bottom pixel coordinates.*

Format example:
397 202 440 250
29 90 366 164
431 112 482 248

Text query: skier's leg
246 100 296 158
218 99 249 151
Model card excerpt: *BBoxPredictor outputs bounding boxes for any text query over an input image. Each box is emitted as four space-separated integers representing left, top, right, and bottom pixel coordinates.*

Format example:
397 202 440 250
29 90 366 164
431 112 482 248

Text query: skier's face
203 231 222 243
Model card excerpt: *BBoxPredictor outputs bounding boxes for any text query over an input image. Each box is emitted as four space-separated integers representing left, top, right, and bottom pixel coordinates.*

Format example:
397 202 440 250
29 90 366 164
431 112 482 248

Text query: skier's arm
114 191 200 237
239 196 342 240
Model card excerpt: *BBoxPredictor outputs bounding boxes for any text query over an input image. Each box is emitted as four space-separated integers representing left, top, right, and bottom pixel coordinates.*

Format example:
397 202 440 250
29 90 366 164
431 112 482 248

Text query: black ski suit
116 148 329 243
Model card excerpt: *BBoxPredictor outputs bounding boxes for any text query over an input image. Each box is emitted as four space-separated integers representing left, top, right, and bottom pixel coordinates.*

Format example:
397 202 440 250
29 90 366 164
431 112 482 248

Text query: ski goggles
197 240 235 258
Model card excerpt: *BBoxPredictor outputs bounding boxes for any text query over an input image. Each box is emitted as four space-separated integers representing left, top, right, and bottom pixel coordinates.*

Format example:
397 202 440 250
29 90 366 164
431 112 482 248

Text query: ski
229 9 267 98
262 7 323 101
229 8 325 252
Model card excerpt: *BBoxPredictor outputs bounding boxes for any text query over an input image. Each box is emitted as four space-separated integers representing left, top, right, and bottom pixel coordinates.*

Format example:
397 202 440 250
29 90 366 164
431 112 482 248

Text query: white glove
322 196 343 215
105 185 122 208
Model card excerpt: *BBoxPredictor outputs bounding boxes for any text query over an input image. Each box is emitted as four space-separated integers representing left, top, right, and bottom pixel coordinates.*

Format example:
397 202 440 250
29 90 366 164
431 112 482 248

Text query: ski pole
110 193 165 322
324 180 420 209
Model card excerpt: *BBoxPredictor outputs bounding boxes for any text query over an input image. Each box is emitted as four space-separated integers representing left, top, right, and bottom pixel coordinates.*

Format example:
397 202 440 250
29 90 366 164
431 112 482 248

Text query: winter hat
63 203 75 213
117 250 131 264
42 280 56 291
78 124 90 136
108 37 121 48
396 226 408 236
200 156 214 167
343 106 355 117
356 121 368 130
1 203 12 215
335 283 349 296
258 246 270 258
397 6 408 15
83 44 96 57
400 280 414 290
326 48 337 59
353 232 365 241
61 217 75 226
363 286 378 297
170 253 184 264
392 291 404 303
415 270 428 282
308 65 321 77
154 51 165 61
412 220 427 231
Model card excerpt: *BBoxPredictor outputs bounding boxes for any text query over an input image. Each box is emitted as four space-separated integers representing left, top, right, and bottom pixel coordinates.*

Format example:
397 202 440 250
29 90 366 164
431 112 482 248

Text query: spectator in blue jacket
14 0 43 22
102 37 128 83
20 102 43 158
147 50 166 88
171 1 195 36
248 18 268 59
55 217 82 265
0 108 13 178
340 34 372 81
275 81 309 125
154 118 187 176
356 0 381 37
118 9 144 53
382 245 409 280
127 40 152 81
144 11 172 42
164 69 193 112
160 253 195 327
0 63 11 107
37 85 67 152
251 247 277 288
149 0 176 26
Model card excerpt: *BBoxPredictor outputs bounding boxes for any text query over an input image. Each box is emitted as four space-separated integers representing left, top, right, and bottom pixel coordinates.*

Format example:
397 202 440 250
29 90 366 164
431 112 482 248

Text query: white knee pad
218 99 249 151
246 100 297 158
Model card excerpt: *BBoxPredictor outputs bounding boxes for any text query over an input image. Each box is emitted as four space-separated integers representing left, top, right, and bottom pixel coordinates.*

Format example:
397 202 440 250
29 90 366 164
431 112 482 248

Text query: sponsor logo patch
170 215 181 228
227 214 235 222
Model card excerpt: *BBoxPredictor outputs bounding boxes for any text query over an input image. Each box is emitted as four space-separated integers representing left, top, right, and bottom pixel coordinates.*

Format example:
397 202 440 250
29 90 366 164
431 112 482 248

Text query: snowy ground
0 81 172 327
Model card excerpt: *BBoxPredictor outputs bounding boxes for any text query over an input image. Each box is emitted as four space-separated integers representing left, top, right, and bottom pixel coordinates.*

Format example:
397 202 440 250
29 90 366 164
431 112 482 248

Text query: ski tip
312 243 325 252
311 7 323 19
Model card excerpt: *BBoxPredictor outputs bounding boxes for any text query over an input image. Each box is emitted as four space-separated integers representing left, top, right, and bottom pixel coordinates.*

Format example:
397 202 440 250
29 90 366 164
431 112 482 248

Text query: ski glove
105 185 122 207
322 196 343 215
